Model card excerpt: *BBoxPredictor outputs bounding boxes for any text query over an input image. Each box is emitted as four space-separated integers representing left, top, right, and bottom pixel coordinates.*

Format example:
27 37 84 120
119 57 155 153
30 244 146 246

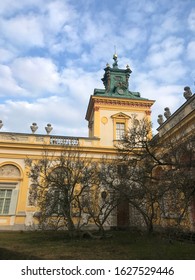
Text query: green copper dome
94 54 146 100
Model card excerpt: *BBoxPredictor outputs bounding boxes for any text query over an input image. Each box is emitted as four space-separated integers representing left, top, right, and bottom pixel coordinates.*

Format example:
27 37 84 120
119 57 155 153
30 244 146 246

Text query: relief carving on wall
0 164 21 177
0 134 28 142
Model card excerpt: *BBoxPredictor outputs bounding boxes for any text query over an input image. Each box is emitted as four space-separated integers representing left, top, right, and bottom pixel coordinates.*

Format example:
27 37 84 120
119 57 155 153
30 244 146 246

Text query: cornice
0 142 119 159
94 97 154 107
85 95 155 120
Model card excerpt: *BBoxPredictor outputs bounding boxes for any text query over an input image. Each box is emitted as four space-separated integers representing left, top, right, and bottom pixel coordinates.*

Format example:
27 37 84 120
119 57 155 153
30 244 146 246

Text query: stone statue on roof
183 86 192 100
157 114 164 125
164 107 171 119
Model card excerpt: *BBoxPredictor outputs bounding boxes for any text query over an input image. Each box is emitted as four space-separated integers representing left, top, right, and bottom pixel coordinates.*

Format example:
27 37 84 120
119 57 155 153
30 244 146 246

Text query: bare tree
159 135 195 229
81 185 118 236
115 118 195 233
114 118 167 233
26 148 99 237
25 123 195 236
83 161 120 236
26 148 120 238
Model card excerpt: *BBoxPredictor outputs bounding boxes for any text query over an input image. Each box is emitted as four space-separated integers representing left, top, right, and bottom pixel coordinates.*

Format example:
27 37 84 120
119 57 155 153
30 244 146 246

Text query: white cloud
133 77 185 133
61 67 103 105
161 16 181 33
0 63 105 136
0 0 62 17
0 14 44 48
0 0 25 16
187 41 195 60
0 48 17 63
0 1 79 55
0 0 194 137
149 10 182 44
11 57 62 96
50 25 82 55
188 8 195 31
0 64 28 97
148 60 187 83
81 12 114 45
0 96 87 136
146 37 184 67
120 27 146 52
45 1 78 32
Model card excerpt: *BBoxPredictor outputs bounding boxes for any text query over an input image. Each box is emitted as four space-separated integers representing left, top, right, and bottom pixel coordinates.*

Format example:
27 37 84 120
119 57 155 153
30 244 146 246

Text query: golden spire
113 45 118 68
113 45 117 59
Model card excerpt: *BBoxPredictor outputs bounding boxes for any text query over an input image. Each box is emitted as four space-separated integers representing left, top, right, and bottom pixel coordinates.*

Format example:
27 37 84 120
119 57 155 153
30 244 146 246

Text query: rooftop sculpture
164 107 171 119
183 86 192 100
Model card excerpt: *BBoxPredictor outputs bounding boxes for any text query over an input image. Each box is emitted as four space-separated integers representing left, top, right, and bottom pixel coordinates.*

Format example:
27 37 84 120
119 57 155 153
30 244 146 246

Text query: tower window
116 123 125 140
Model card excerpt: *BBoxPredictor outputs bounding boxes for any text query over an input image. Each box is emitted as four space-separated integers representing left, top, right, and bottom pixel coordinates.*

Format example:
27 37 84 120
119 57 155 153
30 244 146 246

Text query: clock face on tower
117 87 124 95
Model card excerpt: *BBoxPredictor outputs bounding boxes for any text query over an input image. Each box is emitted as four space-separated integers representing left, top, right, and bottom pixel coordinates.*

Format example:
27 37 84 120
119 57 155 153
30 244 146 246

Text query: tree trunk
65 204 76 237
147 220 154 234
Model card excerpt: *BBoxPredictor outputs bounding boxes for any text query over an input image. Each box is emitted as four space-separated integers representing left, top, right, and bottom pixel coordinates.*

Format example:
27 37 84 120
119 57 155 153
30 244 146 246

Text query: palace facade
0 55 194 231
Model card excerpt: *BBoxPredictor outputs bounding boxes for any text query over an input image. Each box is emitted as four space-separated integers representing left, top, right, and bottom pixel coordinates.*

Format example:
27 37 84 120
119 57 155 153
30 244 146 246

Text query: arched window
0 164 21 215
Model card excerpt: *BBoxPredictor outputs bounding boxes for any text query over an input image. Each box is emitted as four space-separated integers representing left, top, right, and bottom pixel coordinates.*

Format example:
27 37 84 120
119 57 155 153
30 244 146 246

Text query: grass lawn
0 230 195 260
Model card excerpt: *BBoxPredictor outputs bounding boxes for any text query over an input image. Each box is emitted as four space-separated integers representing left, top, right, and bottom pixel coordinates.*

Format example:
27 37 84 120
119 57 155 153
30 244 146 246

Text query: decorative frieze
94 98 153 109
36 137 44 142
0 134 29 142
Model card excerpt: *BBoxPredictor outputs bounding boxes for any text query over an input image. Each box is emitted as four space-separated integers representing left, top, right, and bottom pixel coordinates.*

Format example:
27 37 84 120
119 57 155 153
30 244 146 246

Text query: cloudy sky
0 0 194 137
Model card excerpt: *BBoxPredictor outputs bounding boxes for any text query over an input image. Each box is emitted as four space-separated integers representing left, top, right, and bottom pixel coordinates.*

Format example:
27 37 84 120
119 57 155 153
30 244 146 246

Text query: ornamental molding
94 106 100 111
85 96 154 120
111 112 130 119
93 98 153 109
0 134 29 142
145 110 151 116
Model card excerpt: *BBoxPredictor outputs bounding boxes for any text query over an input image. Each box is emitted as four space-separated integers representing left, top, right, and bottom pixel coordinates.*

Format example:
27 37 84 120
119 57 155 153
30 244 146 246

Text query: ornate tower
85 54 155 147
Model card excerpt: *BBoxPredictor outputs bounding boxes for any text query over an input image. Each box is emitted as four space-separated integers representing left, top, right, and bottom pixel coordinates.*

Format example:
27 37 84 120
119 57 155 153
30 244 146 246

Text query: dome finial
113 45 118 68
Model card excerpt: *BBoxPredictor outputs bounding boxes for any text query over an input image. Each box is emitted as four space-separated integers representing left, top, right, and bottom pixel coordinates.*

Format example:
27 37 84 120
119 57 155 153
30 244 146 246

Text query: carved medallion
101 117 108 125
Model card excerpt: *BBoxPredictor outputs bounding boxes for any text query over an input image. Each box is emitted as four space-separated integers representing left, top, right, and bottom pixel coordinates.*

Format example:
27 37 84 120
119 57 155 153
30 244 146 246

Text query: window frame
0 183 17 215
116 122 125 140
111 113 130 141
